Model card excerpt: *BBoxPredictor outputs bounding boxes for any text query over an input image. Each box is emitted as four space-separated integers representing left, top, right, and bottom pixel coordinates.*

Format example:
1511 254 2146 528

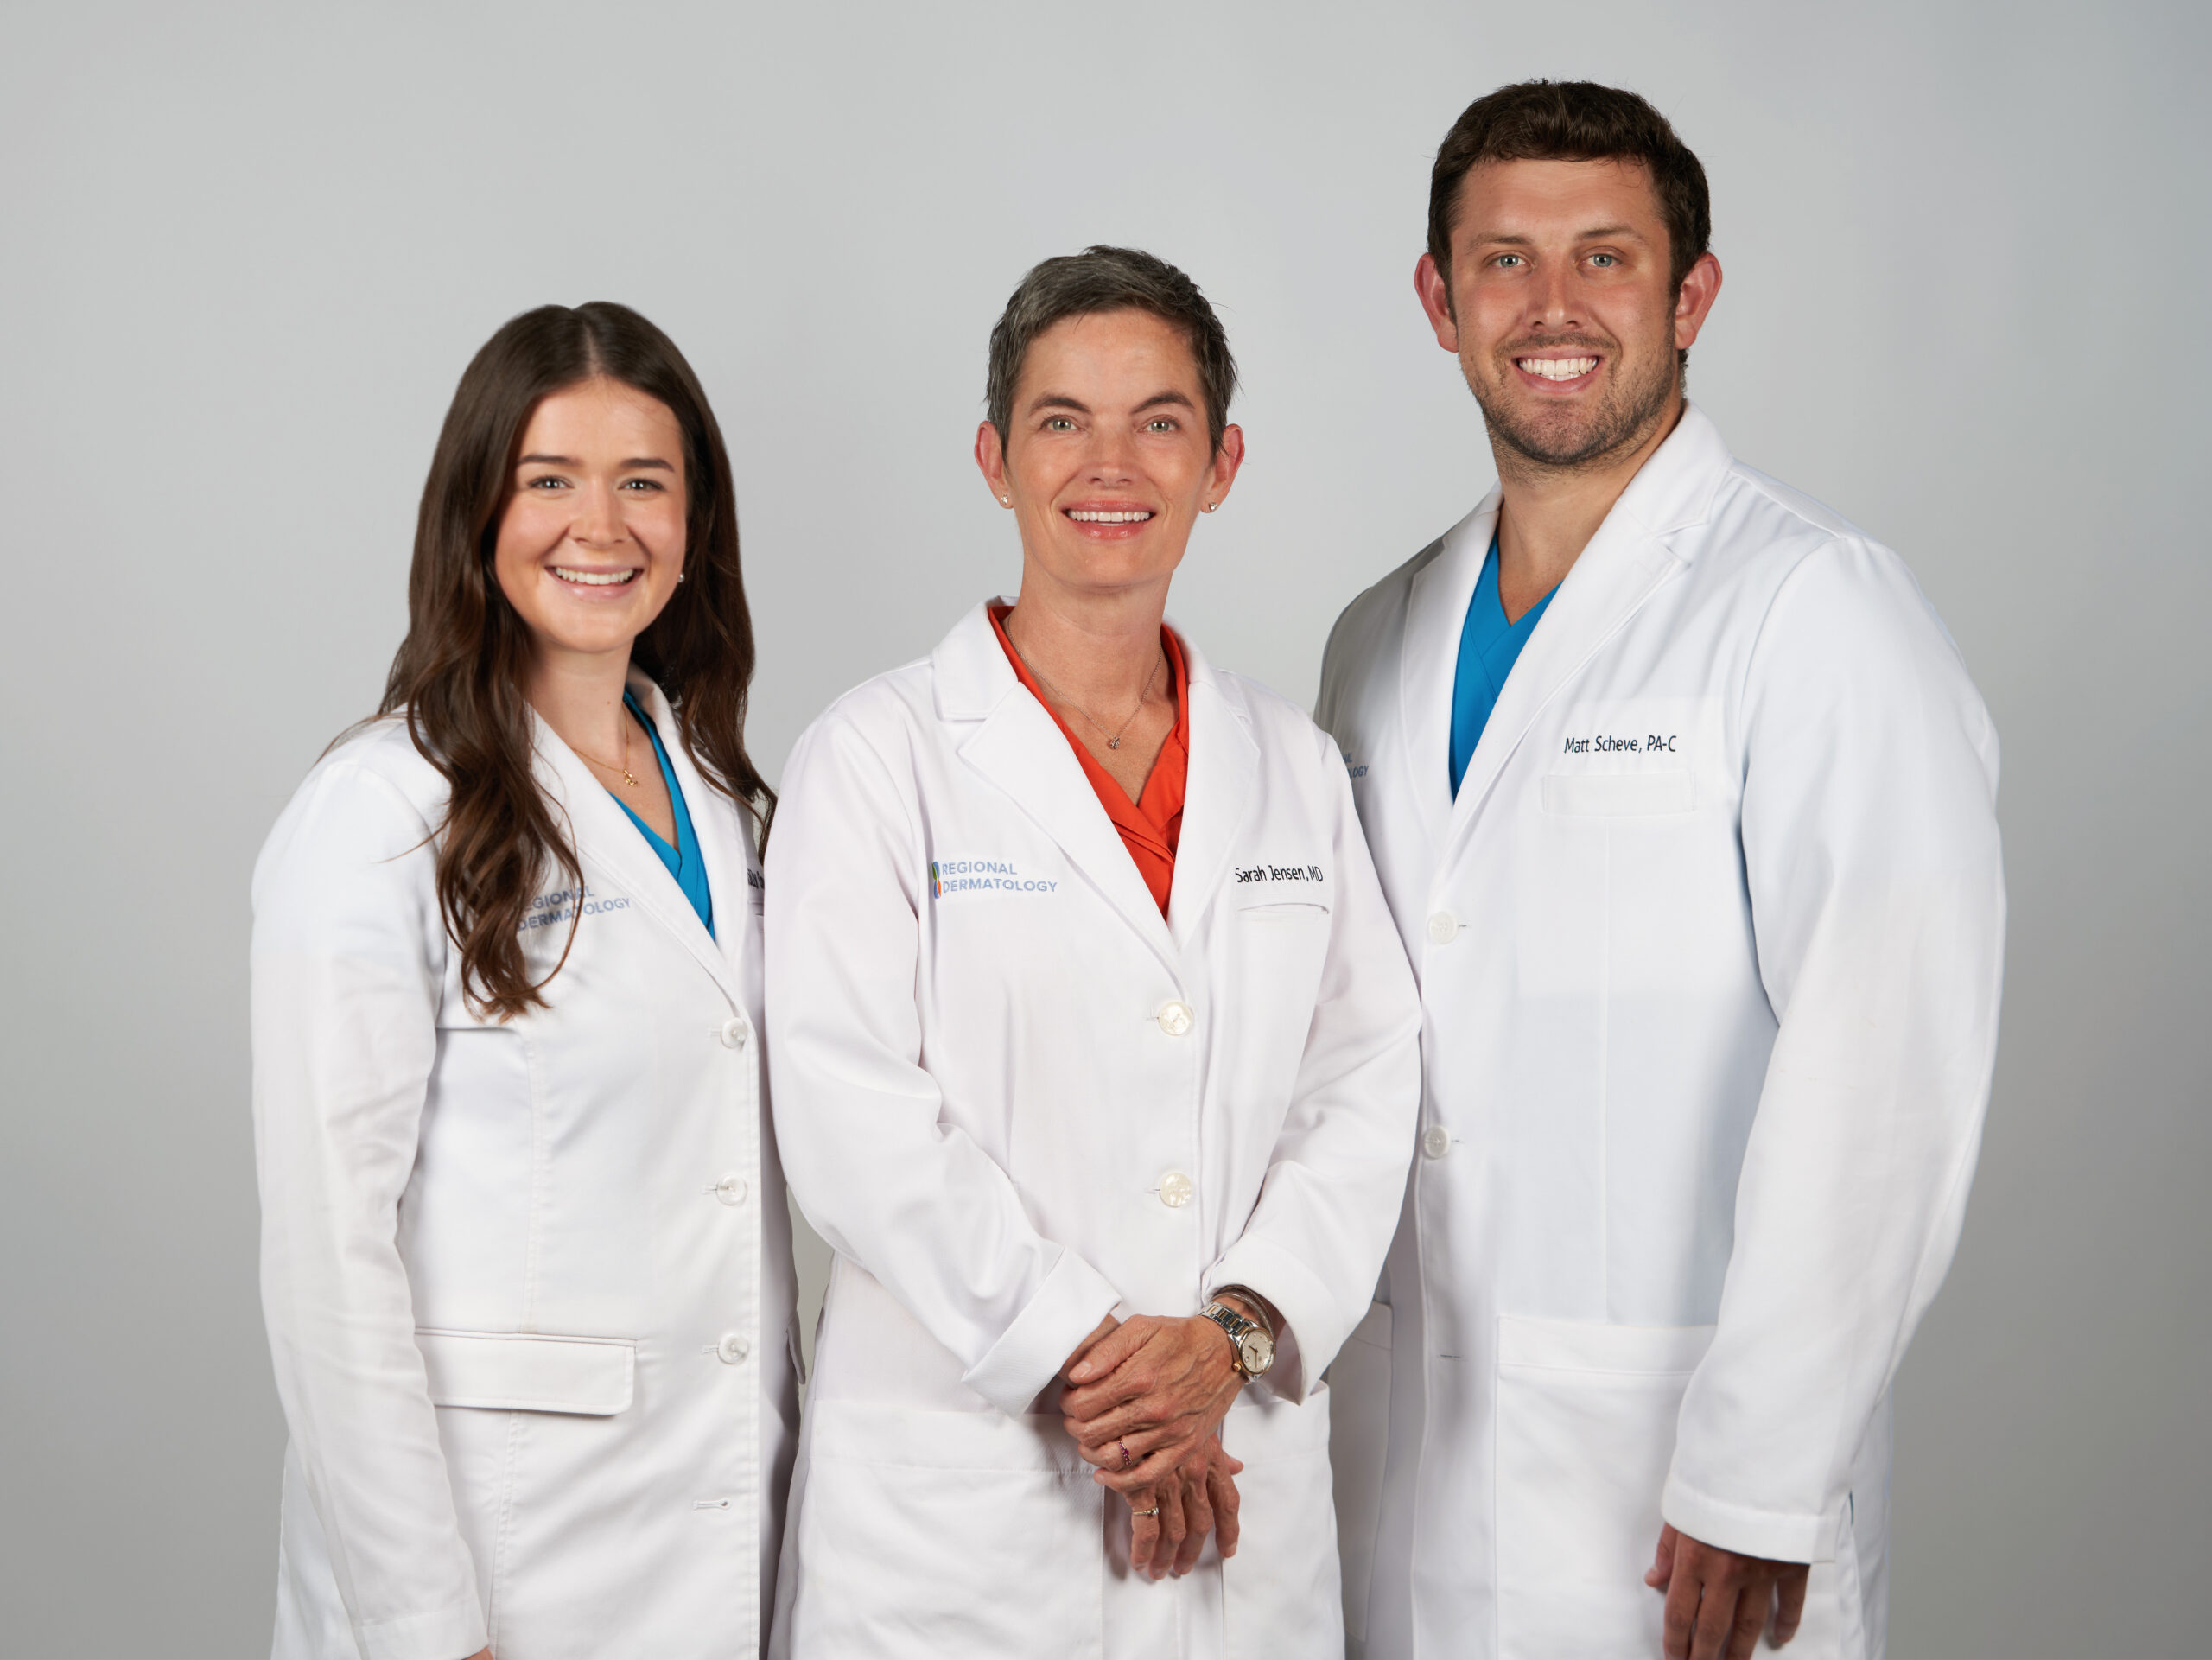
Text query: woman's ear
974 422 1014 506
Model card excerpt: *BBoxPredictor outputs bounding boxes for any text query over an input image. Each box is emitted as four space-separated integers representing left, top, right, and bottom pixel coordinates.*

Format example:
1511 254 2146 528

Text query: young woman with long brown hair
252 302 794 1660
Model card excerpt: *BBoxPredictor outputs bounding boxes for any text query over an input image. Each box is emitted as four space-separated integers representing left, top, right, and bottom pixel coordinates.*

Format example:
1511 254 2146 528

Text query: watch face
1240 1329 1274 1375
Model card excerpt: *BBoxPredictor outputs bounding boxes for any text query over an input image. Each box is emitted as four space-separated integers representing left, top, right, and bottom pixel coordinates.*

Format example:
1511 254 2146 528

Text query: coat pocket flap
1541 771 1695 817
1497 1315 1715 1376
415 1328 636 1415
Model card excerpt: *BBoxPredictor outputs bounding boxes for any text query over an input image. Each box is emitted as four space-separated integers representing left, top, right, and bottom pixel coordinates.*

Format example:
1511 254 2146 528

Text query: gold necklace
574 712 643 790
1024 649 1165 751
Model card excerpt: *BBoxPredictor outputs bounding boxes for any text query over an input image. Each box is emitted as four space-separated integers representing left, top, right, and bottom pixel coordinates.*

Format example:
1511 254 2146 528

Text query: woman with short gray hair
763 247 1420 1657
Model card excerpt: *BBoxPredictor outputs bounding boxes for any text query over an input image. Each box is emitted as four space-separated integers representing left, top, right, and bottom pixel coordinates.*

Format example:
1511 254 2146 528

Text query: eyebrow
514 454 676 470
1477 225 1649 245
1023 390 1198 417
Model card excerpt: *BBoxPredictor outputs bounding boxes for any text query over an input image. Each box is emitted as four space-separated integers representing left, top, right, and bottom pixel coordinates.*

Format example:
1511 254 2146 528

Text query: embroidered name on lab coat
1560 729 1681 755
1234 862 1326 885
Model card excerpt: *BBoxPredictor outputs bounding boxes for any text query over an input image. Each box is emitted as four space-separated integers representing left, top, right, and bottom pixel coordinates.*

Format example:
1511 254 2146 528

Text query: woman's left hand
1061 1313 1243 1489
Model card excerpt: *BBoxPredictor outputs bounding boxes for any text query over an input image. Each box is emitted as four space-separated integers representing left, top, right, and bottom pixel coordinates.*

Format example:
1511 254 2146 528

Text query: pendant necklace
576 711 644 789
1025 650 1164 751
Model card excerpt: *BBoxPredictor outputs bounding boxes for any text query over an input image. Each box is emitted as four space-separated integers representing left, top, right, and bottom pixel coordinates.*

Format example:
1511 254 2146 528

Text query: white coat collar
529 669 751 1006
1403 402 1733 862
931 600 1260 975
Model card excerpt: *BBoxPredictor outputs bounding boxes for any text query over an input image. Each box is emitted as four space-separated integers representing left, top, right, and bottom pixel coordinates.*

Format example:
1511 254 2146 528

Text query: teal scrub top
613 689 715 939
1449 534 1556 797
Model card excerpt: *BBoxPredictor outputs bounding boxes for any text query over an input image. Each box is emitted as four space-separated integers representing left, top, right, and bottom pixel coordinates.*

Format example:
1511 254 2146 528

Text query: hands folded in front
1059 1313 1246 1579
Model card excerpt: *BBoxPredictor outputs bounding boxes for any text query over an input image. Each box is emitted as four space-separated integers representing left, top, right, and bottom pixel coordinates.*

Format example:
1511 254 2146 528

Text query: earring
999 495 1011 506
1203 502 1218 513
677 571 687 583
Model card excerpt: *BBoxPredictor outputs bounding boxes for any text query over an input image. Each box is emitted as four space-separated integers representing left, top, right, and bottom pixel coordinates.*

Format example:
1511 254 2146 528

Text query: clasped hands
1058 1310 1248 1580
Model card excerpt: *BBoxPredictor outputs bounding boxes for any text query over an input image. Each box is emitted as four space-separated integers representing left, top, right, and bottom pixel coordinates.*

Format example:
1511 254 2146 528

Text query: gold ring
1133 1505 1161 1517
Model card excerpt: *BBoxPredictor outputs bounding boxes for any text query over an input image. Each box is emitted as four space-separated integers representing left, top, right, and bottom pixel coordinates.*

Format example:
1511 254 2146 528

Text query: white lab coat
253 670 798 1660
1316 405 2005 1660
763 603 1421 1660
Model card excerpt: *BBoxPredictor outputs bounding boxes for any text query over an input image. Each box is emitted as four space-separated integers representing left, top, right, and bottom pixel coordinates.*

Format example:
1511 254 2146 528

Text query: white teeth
1518 357 1599 380
1067 509 1154 524
553 567 638 586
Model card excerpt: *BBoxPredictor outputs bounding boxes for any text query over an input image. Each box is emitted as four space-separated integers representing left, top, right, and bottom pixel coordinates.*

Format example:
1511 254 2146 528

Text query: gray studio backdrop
3 3 2205 1656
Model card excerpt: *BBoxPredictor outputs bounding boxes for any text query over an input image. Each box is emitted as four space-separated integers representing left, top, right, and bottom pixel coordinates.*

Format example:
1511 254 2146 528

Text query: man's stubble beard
1468 340 1681 479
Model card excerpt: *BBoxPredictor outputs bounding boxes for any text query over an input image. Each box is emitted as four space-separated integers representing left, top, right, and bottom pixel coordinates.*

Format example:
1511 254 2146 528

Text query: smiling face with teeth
1416 156 1721 476
493 375 689 675
975 308 1243 610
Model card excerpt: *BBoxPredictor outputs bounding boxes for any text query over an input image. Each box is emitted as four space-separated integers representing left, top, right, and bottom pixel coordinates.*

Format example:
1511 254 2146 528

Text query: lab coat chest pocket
1519 697 1736 997
1222 895 1332 1101
1493 1316 1714 1660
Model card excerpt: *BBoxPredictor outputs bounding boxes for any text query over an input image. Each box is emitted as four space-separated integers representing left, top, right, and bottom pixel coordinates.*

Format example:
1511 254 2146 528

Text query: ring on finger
1132 1505 1160 1517
1118 1440 1135 1470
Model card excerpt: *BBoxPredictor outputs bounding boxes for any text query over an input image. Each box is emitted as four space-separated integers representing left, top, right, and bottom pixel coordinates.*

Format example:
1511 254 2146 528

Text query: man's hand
1126 1435 1244 1580
1646 1524 1808 1659
1060 1314 1243 1490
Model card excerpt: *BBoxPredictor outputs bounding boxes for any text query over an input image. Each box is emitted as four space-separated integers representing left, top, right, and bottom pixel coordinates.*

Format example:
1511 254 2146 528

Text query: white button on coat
251 668 797 1660
1420 1126 1451 1161
719 1014 751 1049
716 1332 750 1364
714 1173 747 1206
1318 404 2006 1658
1425 911 1457 944
765 603 1421 1658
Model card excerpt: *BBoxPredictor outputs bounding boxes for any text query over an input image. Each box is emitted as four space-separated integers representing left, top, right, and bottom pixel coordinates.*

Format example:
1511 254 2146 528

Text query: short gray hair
985 245 1238 454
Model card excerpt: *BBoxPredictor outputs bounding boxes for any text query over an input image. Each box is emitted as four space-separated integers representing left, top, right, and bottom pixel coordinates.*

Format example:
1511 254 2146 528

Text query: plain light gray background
2 3 2205 1656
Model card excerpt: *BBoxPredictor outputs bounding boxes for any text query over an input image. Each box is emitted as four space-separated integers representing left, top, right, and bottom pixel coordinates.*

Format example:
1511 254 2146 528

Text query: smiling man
1317 83 2007 1660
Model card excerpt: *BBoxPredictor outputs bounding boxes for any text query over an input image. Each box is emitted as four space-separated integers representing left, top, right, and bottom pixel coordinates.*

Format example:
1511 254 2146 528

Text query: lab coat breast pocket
1493 1316 1713 1659
789 1402 1103 1659
1223 900 1332 1099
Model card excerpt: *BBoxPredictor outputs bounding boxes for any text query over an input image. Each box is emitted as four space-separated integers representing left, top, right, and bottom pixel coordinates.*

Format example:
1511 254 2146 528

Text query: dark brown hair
374 302 771 1021
986 245 1238 453
1428 80 1712 296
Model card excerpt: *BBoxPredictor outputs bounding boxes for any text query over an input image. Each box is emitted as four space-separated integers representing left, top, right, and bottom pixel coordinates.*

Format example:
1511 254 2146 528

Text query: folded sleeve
251 758 489 1660
1205 724 1423 1402
765 709 1120 1417
1662 540 2006 1562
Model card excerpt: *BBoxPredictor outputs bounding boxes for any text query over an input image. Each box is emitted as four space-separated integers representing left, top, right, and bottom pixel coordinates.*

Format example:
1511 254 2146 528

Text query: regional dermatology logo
928 857 1058 898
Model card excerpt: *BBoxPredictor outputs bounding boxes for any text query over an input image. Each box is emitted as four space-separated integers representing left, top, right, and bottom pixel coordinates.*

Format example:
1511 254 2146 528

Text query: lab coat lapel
531 697 741 1005
626 669 759 983
938 605 1181 973
1400 498 1500 859
1443 404 1733 849
1166 631 1258 952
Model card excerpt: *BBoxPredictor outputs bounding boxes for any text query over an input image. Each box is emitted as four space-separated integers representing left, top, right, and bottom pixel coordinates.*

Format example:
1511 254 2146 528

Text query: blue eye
1590 253 1618 268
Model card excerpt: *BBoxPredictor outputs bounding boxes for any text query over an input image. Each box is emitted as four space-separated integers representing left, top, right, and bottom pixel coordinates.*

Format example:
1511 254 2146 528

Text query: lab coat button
1426 911 1459 944
718 1015 751 1049
1158 1170 1195 1208
714 1173 747 1206
1155 1001 1194 1037
1421 1125 1452 1161
716 1332 750 1364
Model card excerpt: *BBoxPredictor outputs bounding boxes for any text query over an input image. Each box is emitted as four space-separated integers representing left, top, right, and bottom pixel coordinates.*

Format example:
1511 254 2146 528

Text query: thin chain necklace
1023 647 1166 751
574 710 644 790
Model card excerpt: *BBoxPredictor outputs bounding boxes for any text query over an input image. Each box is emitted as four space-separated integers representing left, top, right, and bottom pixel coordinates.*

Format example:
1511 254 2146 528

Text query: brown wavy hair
374 302 772 1021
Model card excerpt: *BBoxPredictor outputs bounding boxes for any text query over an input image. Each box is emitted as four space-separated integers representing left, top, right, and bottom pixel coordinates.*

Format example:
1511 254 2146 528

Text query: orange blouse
990 604 1188 917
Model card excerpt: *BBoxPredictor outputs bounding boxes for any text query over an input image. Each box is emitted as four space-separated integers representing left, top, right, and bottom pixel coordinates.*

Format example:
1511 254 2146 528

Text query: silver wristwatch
1200 1293 1276 1380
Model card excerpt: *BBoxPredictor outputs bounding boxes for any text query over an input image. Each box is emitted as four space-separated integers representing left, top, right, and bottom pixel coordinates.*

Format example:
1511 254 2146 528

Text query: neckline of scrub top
1448 532 1557 797
611 688 715 939
988 602 1188 918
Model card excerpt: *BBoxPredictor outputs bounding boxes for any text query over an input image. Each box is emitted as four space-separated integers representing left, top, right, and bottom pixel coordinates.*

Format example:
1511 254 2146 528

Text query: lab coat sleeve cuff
356 1599 489 1660
961 1248 1122 1418
1661 1473 1837 1565
1205 1237 1338 1406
